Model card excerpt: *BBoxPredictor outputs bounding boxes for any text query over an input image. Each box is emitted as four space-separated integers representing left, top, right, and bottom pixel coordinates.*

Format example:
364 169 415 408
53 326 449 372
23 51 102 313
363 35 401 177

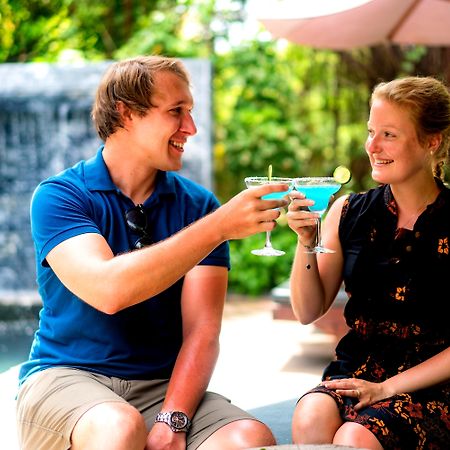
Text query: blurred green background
1 0 449 295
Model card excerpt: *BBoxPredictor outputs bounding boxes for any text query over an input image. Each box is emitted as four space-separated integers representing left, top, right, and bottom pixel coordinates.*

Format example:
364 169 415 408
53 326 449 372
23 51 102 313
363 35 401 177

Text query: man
16 55 287 450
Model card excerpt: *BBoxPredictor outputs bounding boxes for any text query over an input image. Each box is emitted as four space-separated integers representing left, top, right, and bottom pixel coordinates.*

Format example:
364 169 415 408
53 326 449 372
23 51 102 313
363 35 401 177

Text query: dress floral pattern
303 183 450 449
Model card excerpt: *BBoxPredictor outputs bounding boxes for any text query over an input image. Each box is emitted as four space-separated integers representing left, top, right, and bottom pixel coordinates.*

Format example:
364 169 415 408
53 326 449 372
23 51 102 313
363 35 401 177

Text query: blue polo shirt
19 148 230 384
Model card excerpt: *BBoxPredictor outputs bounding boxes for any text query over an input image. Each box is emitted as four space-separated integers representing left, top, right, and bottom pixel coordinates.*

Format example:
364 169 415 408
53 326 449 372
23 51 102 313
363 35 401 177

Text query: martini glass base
251 248 285 257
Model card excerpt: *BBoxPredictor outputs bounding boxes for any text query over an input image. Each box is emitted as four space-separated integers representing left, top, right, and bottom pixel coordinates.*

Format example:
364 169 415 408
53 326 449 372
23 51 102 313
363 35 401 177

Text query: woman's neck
391 180 440 230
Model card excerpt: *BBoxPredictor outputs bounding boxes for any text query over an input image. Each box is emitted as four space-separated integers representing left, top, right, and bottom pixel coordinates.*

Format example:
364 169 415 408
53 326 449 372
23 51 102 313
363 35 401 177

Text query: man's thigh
16 368 126 450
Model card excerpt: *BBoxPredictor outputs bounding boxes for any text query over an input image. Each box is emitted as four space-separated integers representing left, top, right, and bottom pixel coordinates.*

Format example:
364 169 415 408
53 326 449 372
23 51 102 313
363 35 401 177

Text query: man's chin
166 160 183 172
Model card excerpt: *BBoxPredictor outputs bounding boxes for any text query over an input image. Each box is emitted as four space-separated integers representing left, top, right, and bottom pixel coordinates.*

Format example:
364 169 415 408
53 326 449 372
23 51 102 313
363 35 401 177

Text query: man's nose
181 112 197 136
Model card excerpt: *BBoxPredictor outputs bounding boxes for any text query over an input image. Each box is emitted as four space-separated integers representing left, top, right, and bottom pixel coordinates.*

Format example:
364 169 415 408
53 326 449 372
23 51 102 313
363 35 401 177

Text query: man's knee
72 402 147 449
199 419 276 449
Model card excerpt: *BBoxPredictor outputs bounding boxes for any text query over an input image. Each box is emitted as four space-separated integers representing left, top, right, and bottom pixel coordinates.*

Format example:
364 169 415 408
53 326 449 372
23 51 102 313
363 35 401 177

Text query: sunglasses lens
125 205 152 248
126 208 147 232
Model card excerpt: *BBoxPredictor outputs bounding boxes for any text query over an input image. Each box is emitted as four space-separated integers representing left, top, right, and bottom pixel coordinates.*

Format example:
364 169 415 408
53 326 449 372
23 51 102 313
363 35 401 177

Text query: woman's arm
287 193 347 324
324 346 450 411
382 346 450 396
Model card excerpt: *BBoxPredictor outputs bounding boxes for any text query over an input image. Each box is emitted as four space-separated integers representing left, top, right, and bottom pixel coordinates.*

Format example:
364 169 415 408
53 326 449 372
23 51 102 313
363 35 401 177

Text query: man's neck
102 140 158 205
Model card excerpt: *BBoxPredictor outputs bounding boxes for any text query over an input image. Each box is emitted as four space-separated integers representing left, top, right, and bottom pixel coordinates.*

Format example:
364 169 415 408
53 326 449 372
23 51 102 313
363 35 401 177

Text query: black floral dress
304 182 450 449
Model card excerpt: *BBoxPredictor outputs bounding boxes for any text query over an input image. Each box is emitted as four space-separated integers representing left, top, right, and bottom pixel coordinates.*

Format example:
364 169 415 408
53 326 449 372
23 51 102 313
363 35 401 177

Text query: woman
287 76 450 449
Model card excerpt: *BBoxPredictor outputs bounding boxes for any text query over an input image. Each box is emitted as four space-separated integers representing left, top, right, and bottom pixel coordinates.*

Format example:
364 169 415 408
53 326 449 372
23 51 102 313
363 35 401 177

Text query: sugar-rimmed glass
245 176 293 256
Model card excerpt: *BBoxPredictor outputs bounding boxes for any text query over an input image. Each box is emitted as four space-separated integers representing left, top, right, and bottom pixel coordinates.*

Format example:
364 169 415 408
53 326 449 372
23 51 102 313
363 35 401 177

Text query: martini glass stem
251 228 285 256
264 231 274 250
316 217 322 248
313 214 335 253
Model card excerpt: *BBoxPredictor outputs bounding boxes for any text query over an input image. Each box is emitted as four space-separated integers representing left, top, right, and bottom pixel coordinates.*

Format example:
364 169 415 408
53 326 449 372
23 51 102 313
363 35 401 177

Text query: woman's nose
366 135 380 153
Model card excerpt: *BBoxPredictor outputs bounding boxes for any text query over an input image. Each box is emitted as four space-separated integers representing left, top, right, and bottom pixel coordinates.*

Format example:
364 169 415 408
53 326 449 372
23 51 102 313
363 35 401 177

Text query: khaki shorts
16 367 256 450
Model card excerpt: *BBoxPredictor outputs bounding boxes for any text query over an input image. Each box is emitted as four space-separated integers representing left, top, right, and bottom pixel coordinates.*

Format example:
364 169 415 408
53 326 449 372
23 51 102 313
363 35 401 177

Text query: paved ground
0 296 335 448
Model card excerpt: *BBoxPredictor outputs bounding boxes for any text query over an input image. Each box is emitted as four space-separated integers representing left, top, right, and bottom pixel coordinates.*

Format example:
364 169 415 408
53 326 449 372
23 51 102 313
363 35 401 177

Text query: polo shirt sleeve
31 179 101 266
198 194 231 270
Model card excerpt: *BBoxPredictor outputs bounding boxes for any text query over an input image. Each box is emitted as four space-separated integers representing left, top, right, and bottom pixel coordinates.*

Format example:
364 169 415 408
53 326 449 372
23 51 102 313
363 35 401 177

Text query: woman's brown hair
371 76 450 180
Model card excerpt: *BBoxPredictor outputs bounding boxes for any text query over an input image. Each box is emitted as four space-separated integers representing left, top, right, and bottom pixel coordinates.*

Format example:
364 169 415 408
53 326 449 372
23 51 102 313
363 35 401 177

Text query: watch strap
155 411 191 433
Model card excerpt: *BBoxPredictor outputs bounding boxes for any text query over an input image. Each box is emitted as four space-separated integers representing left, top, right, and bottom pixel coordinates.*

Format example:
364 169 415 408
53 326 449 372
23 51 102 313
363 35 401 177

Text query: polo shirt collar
154 170 177 197
84 146 116 192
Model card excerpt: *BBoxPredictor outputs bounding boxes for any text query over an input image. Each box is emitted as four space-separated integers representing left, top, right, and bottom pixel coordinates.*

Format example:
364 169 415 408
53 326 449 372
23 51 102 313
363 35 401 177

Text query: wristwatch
155 411 191 433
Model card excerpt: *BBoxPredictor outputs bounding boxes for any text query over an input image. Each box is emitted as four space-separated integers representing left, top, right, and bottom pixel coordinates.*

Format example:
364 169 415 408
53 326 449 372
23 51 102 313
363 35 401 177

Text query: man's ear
116 101 133 123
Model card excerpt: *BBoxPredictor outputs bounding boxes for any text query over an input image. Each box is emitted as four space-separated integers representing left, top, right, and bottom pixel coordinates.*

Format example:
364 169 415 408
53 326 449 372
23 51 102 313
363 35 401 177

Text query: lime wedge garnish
333 165 351 184
268 164 273 181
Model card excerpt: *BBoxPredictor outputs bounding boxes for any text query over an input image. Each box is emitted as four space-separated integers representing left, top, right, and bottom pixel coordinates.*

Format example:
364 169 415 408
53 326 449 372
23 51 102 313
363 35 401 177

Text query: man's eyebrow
170 100 195 110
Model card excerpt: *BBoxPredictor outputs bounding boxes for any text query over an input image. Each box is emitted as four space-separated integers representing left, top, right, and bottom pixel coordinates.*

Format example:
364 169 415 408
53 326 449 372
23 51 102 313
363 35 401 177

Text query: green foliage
0 0 180 62
0 0 73 62
213 40 369 201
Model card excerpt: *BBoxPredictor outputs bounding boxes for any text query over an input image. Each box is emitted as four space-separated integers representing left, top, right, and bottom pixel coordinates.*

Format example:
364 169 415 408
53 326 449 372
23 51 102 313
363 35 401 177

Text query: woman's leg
334 422 383 450
292 392 342 444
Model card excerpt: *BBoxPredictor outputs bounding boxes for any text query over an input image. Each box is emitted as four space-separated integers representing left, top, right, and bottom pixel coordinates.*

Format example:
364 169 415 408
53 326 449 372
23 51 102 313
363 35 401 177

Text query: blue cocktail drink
245 177 293 256
294 177 341 253
295 184 340 214
262 187 294 200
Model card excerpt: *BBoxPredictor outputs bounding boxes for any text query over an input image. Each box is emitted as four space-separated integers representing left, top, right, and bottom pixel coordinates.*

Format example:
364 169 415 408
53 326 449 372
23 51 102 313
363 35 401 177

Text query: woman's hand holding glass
286 190 320 250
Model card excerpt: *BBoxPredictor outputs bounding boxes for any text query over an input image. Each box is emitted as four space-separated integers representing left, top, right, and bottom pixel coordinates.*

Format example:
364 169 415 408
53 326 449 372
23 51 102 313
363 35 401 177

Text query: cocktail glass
245 176 293 256
294 177 341 253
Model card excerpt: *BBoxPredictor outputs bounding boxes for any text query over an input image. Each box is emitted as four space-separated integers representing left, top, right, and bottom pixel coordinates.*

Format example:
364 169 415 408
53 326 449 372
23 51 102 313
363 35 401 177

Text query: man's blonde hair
92 55 190 141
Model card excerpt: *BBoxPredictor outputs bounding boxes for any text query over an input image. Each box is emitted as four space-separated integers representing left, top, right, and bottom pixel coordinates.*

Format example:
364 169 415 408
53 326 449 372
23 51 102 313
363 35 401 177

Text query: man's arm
146 264 227 447
46 183 288 314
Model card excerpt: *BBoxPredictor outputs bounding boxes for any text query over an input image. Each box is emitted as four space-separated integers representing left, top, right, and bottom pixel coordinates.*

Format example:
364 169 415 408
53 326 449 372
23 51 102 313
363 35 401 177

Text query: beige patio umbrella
258 0 450 50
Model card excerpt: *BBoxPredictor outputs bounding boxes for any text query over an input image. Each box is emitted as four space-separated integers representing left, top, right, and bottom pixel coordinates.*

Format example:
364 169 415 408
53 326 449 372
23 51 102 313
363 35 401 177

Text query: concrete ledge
271 281 349 342
248 445 369 450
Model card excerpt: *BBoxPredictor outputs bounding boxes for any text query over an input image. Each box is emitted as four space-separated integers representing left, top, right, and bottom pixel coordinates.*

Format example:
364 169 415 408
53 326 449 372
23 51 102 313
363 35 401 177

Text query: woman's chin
371 169 388 184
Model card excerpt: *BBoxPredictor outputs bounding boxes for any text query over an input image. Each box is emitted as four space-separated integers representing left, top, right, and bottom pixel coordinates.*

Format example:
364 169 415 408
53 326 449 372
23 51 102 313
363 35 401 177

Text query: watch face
171 411 188 429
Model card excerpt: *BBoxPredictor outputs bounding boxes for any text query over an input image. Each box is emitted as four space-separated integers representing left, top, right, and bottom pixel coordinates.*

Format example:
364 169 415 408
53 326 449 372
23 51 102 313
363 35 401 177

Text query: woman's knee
292 393 342 443
334 422 383 450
